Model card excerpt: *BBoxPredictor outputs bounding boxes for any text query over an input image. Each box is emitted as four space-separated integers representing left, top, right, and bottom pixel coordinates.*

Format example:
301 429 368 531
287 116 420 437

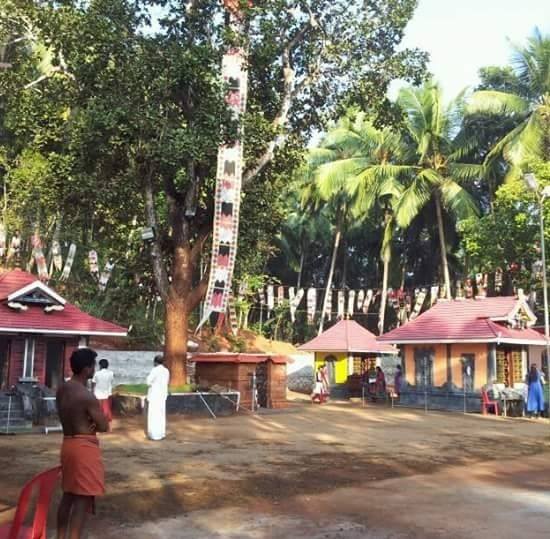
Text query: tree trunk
164 292 188 387
341 236 348 288
296 251 305 289
379 254 390 335
318 218 342 335
434 193 452 300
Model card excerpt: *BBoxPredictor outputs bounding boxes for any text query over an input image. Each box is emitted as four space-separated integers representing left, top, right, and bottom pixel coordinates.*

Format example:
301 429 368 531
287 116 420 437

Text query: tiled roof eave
299 346 397 354
379 337 547 345
0 326 127 337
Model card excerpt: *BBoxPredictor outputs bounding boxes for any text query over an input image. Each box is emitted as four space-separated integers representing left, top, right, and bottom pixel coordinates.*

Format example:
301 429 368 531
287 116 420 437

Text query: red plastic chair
0 466 61 539
481 389 499 416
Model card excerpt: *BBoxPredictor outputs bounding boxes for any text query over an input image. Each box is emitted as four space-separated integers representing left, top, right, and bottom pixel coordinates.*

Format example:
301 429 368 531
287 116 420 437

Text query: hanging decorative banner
258 288 266 307
438 284 447 299
337 290 345 319
267 285 275 313
7 231 21 262
347 290 355 316
34 246 48 282
30 232 48 281
51 241 63 273
410 288 426 320
0 223 6 258
277 285 285 306
495 267 503 293
323 289 332 320
60 243 76 281
464 278 474 299
356 290 364 311
88 250 99 276
197 3 249 329
289 287 304 323
475 273 487 298
430 285 439 306
306 288 317 325
98 260 115 291
363 289 373 314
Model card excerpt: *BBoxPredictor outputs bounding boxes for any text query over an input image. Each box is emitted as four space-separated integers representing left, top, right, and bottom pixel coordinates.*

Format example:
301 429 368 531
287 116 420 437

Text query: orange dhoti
60 435 105 498
98 398 113 423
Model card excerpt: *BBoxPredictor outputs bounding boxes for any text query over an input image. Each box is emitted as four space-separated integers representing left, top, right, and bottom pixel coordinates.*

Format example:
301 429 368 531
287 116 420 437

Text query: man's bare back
57 379 108 436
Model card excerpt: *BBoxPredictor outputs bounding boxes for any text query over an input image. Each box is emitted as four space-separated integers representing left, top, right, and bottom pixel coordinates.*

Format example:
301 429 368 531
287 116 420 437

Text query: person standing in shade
92 359 114 431
146 355 170 440
527 364 545 418
394 365 403 396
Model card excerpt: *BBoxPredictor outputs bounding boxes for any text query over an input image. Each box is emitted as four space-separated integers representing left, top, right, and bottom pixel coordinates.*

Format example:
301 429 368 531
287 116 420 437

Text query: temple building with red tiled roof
299 319 397 398
378 294 547 411
0 269 126 390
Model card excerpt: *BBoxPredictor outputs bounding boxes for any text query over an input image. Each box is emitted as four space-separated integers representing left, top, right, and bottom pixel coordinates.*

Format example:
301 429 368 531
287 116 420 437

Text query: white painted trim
0 327 127 337
379 338 547 346
23 337 36 378
8 280 66 305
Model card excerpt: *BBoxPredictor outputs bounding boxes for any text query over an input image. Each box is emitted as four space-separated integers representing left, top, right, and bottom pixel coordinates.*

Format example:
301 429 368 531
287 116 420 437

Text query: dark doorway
414 348 434 388
0 339 10 390
255 362 268 408
45 341 65 390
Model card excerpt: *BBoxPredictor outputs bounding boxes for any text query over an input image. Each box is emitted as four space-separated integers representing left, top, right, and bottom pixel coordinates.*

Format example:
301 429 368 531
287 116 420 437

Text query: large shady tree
1 0 426 385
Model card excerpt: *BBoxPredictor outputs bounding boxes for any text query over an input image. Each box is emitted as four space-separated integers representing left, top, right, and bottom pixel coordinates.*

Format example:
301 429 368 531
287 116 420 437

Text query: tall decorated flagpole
198 0 250 330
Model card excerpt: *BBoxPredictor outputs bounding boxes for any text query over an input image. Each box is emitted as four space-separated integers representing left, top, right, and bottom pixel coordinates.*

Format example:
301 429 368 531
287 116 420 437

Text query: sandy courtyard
1 399 550 538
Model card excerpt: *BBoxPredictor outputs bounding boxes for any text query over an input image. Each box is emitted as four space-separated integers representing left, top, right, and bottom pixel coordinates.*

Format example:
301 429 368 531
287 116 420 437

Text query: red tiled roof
0 269 127 336
299 319 396 354
193 353 289 364
379 297 546 345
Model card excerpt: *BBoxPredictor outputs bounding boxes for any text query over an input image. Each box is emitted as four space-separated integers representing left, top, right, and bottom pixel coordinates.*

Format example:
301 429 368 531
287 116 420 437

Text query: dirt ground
1 397 550 538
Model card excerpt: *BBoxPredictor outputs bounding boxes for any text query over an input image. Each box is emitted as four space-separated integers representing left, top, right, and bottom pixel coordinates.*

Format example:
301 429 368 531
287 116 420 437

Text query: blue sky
395 0 550 99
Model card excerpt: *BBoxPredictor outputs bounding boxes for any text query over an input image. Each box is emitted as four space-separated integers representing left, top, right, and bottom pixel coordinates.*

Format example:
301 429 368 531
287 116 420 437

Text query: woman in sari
527 364 545 418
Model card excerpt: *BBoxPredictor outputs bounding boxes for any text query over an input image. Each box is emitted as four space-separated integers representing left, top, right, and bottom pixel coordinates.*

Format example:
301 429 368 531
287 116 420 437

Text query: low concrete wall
95 350 161 386
113 392 239 417
399 383 482 412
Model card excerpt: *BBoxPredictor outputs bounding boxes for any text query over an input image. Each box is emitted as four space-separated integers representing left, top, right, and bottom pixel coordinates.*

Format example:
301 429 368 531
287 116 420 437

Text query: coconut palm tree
320 113 409 333
302 127 367 335
393 81 482 299
468 29 550 176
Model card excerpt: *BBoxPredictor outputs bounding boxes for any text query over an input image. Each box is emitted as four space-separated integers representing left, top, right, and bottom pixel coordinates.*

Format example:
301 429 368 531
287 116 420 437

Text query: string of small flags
245 273 511 326
0 224 115 292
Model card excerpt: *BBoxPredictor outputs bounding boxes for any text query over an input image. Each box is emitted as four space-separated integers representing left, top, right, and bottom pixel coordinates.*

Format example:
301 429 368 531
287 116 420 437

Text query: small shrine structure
193 353 289 409
378 294 547 410
0 269 127 391
299 319 397 398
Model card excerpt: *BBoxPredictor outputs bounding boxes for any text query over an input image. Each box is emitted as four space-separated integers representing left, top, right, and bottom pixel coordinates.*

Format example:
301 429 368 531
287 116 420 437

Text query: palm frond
467 90 530 116
439 180 479 220
394 175 433 228
315 157 370 200
448 163 486 182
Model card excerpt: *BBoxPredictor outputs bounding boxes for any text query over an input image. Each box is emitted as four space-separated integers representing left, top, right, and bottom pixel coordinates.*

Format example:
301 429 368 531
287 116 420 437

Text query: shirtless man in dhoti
56 348 109 539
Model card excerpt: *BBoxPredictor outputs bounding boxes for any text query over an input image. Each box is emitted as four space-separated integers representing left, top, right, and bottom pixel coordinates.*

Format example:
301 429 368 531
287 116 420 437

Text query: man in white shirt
92 359 114 431
146 355 170 441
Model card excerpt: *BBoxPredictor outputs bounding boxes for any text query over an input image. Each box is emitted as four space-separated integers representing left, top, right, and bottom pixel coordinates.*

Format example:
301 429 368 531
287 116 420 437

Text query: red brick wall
7 336 79 386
